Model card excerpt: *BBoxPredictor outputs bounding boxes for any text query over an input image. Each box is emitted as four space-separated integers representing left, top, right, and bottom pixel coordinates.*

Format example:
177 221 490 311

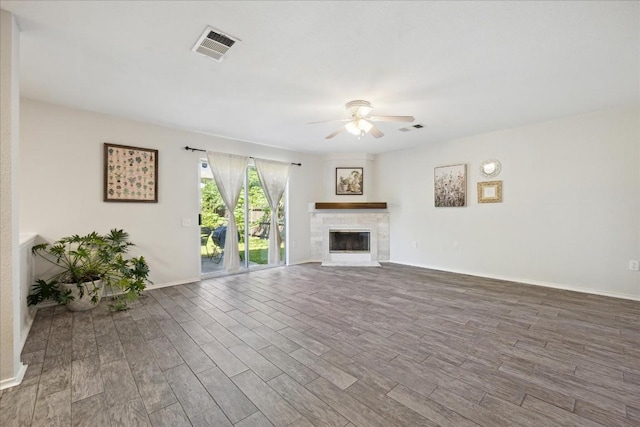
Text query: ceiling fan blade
308 118 351 125
369 115 415 122
369 125 384 138
325 126 346 139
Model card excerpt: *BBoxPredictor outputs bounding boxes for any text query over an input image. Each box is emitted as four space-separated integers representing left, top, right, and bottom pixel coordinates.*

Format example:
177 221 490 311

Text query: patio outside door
199 160 286 277
246 167 286 268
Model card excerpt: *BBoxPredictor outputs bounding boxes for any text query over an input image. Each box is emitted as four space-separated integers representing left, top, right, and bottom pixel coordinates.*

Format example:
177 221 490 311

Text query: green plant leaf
28 229 150 311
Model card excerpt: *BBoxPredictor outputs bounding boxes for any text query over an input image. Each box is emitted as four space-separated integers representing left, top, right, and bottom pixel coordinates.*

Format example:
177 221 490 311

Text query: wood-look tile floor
2 263 639 426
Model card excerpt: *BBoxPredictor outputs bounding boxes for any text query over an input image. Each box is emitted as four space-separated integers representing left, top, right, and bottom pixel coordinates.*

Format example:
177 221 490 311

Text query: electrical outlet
629 260 640 271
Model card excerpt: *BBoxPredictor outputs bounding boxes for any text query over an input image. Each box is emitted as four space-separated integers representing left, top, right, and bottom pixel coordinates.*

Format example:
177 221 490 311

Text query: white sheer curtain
254 159 291 265
206 152 248 273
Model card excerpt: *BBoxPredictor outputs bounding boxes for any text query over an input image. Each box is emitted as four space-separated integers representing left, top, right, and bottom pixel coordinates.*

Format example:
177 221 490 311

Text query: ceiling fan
309 100 415 139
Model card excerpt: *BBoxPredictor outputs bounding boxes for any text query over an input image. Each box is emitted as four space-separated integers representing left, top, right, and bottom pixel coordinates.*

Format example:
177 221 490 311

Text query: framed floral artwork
336 167 363 195
104 143 158 202
434 164 466 207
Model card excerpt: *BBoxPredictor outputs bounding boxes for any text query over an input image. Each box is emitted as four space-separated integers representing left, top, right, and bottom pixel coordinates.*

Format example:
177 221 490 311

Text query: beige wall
320 153 376 202
376 107 640 300
19 99 324 287
19 100 640 303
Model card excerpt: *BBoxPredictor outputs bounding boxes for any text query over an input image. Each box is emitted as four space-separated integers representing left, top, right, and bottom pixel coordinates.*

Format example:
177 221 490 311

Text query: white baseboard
321 261 381 267
0 363 27 391
19 311 36 354
147 278 201 289
288 259 315 266
390 260 640 302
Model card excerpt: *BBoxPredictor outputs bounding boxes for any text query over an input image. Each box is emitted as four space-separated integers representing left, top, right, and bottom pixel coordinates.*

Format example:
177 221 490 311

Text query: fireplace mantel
315 202 387 210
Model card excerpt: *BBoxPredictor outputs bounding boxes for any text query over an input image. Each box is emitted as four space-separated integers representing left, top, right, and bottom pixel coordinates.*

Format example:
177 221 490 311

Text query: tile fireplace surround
310 207 390 266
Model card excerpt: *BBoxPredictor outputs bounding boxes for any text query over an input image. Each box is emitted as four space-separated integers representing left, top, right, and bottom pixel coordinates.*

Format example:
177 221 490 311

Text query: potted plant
27 229 150 311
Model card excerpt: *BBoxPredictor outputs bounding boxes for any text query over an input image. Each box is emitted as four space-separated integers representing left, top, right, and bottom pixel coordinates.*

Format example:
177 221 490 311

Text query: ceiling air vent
192 26 239 62
398 123 426 132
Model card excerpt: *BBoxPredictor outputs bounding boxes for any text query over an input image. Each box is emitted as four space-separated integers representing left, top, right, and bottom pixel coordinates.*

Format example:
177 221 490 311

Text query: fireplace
309 208 389 267
329 230 370 253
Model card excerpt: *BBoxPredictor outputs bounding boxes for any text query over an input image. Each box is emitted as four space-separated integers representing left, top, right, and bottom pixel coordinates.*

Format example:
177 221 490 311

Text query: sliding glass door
199 160 227 275
245 167 285 267
199 160 286 277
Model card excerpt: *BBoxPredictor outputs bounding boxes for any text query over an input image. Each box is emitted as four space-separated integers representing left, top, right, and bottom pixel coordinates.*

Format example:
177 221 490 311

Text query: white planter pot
60 280 103 311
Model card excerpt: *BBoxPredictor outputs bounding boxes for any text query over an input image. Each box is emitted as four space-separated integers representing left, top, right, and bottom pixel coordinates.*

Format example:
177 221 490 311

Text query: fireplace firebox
329 230 370 253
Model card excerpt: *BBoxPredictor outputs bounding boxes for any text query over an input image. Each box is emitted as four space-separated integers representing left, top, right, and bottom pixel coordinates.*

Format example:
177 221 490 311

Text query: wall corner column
0 9 26 390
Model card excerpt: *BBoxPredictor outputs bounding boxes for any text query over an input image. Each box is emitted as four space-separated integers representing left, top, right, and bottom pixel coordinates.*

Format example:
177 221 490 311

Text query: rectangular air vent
398 123 426 132
192 26 240 62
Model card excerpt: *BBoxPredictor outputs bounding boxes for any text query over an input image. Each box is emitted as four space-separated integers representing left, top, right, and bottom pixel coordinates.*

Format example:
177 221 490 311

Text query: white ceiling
1 1 638 154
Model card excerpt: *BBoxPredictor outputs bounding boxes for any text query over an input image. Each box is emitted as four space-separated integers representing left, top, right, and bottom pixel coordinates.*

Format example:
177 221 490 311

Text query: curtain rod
184 146 302 166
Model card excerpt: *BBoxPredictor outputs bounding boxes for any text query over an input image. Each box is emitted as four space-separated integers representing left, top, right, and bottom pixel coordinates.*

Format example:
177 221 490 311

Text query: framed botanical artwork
104 143 158 202
336 167 363 195
434 164 466 207
477 181 503 203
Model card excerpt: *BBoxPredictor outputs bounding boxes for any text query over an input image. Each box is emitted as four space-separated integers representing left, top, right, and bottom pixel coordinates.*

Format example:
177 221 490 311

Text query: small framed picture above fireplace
336 167 363 195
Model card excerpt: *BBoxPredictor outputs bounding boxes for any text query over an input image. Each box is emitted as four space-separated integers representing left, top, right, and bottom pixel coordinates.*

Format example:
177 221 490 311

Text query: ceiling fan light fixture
345 121 361 135
358 118 373 132
346 118 373 136
311 99 414 140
